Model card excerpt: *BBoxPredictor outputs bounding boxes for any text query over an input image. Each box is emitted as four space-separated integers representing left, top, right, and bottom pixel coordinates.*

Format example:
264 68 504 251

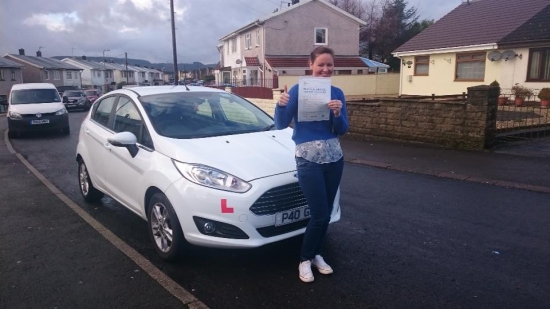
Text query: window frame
231 38 237 53
256 29 260 47
0 69 4 81
314 27 328 45
91 95 118 128
67 71 72 80
455 52 486 81
44 70 49 80
414 56 430 76
54 70 60 80
245 33 251 50
11 70 15 81
526 47 550 82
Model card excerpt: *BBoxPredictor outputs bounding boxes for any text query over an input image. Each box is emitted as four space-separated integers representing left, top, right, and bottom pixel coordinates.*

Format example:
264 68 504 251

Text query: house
4 49 82 88
102 62 136 85
0 58 24 107
61 57 114 92
216 0 368 88
392 0 550 96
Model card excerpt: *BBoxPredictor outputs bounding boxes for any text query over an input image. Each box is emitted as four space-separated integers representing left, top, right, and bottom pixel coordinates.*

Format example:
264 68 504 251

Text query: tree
328 0 366 19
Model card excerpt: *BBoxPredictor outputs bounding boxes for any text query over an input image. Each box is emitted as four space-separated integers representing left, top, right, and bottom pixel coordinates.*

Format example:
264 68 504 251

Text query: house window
54 70 60 80
231 38 237 53
245 33 251 49
67 71 72 80
455 52 486 81
11 70 16 80
414 56 429 76
314 28 328 45
336 70 352 75
527 48 550 81
44 70 49 80
256 29 260 47
227 42 229 55
0 69 4 81
357 70 363 74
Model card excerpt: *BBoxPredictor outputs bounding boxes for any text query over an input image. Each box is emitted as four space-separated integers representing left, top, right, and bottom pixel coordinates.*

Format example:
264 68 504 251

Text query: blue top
274 84 349 145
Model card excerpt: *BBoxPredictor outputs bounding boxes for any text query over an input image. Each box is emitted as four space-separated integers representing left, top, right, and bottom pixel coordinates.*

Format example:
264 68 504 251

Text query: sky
0 0 462 65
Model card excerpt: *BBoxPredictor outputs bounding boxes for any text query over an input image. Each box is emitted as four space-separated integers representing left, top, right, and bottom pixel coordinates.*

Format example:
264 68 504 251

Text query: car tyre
147 193 186 261
78 159 104 202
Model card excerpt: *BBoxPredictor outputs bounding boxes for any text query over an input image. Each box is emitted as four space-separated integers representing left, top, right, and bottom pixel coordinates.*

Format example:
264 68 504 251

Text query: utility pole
125 52 129 84
170 0 179 85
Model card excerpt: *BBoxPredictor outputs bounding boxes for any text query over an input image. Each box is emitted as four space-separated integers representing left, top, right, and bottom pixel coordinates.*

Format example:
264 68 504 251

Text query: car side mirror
108 132 139 158
63 96 69 103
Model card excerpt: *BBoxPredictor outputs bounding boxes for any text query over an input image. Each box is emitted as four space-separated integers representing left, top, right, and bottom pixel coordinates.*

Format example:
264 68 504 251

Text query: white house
61 57 114 91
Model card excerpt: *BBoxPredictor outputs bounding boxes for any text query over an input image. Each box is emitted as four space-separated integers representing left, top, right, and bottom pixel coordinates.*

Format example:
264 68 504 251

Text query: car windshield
64 91 83 96
140 91 274 139
10 89 61 104
85 90 98 96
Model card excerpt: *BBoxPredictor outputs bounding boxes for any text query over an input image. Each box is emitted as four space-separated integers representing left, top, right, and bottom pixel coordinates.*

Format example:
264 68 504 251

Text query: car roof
11 83 57 90
119 85 225 97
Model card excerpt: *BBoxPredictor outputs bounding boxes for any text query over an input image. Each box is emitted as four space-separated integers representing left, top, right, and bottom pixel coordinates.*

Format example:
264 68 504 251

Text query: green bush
537 87 550 100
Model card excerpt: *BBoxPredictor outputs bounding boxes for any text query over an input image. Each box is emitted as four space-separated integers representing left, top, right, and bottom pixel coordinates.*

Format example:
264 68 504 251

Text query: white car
7 83 70 138
76 86 341 260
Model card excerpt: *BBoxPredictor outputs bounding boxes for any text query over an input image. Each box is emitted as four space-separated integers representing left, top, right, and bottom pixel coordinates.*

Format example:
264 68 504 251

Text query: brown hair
309 46 335 64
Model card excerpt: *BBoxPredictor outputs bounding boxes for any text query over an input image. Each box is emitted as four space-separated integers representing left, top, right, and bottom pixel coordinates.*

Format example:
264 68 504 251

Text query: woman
274 46 348 283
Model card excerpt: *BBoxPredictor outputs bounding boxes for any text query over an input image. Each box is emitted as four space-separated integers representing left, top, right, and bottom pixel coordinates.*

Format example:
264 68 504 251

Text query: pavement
1 111 550 308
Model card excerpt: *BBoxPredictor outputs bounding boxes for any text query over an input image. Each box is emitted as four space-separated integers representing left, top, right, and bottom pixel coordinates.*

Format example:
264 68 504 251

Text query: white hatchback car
76 86 341 260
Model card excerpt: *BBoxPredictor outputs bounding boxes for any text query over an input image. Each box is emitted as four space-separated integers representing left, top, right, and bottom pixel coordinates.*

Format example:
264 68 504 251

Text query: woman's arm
274 85 298 129
332 89 349 135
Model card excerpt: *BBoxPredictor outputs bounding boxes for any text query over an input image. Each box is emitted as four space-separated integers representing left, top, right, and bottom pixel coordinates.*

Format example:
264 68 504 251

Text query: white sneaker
298 260 314 283
312 255 333 274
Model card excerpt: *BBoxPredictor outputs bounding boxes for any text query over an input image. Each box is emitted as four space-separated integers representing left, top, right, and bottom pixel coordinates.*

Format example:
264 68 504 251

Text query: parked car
6 83 70 138
84 89 101 103
62 90 92 111
76 86 341 260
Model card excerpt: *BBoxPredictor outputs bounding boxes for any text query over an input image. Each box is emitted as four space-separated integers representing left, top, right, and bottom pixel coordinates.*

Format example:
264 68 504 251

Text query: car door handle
84 128 90 135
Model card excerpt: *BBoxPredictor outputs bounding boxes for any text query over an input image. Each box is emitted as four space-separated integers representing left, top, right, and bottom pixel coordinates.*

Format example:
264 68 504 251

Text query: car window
139 91 272 139
10 89 61 104
64 90 83 97
112 97 145 142
92 96 117 127
84 90 97 96
219 97 260 125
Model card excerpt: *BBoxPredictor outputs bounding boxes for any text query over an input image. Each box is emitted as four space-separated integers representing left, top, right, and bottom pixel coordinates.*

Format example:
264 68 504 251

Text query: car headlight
55 108 68 115
173 161 251 193
8 111 22 119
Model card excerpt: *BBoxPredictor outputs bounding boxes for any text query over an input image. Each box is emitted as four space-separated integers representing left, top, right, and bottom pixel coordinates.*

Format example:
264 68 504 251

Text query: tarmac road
2 111 550 309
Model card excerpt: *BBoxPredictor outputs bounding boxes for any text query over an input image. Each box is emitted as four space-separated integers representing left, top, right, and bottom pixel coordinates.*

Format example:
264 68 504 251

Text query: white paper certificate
297 76 331 122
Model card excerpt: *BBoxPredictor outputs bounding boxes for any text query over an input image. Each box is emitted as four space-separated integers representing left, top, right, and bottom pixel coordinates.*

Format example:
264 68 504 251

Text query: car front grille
21 112 57 118
249 183 307 216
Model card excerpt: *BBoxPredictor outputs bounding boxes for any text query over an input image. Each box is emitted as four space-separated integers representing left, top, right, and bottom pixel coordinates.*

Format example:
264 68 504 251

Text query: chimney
291 0 299 4
36 50 42 57
82 55 87 60
18 48 25 55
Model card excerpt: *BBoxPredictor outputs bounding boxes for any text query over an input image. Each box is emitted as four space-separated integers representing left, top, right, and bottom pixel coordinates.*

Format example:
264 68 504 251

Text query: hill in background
52 56 216 73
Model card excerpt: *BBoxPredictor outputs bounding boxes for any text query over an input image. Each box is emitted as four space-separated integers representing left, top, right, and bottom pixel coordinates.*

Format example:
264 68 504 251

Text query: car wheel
147 193 186 261
78 159 104 202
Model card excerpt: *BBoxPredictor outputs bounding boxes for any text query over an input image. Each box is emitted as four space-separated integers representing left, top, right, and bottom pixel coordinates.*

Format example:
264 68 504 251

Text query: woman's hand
278 85 289 107
328 100 342 117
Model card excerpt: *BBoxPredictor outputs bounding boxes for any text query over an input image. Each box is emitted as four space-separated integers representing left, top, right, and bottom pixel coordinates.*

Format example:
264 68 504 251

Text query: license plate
275 206 310 226
66 104 75 107
31 119 50 124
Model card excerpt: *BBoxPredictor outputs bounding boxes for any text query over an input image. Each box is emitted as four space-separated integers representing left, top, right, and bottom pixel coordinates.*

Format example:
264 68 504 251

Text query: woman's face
309 53 334 77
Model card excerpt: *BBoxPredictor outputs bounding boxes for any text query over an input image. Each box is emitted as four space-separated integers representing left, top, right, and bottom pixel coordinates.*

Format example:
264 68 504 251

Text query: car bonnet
9 102 65 114
154 129 297 181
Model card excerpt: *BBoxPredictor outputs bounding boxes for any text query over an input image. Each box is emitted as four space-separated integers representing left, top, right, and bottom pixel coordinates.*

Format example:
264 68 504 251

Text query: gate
496 101 550 142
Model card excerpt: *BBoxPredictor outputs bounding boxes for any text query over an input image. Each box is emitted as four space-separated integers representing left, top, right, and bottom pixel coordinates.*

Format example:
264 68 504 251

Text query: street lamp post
102 49 110 91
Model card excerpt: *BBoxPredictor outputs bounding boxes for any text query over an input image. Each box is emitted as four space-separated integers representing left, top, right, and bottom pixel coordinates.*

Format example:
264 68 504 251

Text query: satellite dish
487 51 502 62
236 59 242 64
502 50 517 61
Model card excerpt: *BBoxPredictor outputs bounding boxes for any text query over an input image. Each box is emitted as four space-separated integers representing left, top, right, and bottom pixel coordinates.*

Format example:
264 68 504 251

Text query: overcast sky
0 0 462 64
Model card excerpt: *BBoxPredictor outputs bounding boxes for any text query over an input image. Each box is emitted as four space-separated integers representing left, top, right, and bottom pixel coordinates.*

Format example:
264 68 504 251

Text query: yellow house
392 0 550 96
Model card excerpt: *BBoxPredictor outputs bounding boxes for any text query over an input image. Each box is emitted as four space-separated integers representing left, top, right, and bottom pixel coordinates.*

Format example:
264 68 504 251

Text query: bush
511 85 534 99
537 87 550 100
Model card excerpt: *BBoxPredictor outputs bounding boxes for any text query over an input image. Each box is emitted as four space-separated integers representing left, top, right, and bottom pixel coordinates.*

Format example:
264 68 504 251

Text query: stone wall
346 85 498 150
243 85 498 150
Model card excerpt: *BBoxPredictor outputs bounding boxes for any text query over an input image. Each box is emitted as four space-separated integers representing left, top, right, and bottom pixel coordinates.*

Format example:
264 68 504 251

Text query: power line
232 0 269 15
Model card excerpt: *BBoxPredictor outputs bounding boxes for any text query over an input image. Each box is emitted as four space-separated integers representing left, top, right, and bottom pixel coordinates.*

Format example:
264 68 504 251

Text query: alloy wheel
150 202 174 253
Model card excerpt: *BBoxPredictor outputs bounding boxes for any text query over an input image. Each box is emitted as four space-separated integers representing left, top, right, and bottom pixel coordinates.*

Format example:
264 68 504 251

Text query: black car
62 90 92 111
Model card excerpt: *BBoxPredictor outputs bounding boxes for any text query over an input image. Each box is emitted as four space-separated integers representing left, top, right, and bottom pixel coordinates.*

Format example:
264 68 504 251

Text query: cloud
1 0 460 64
